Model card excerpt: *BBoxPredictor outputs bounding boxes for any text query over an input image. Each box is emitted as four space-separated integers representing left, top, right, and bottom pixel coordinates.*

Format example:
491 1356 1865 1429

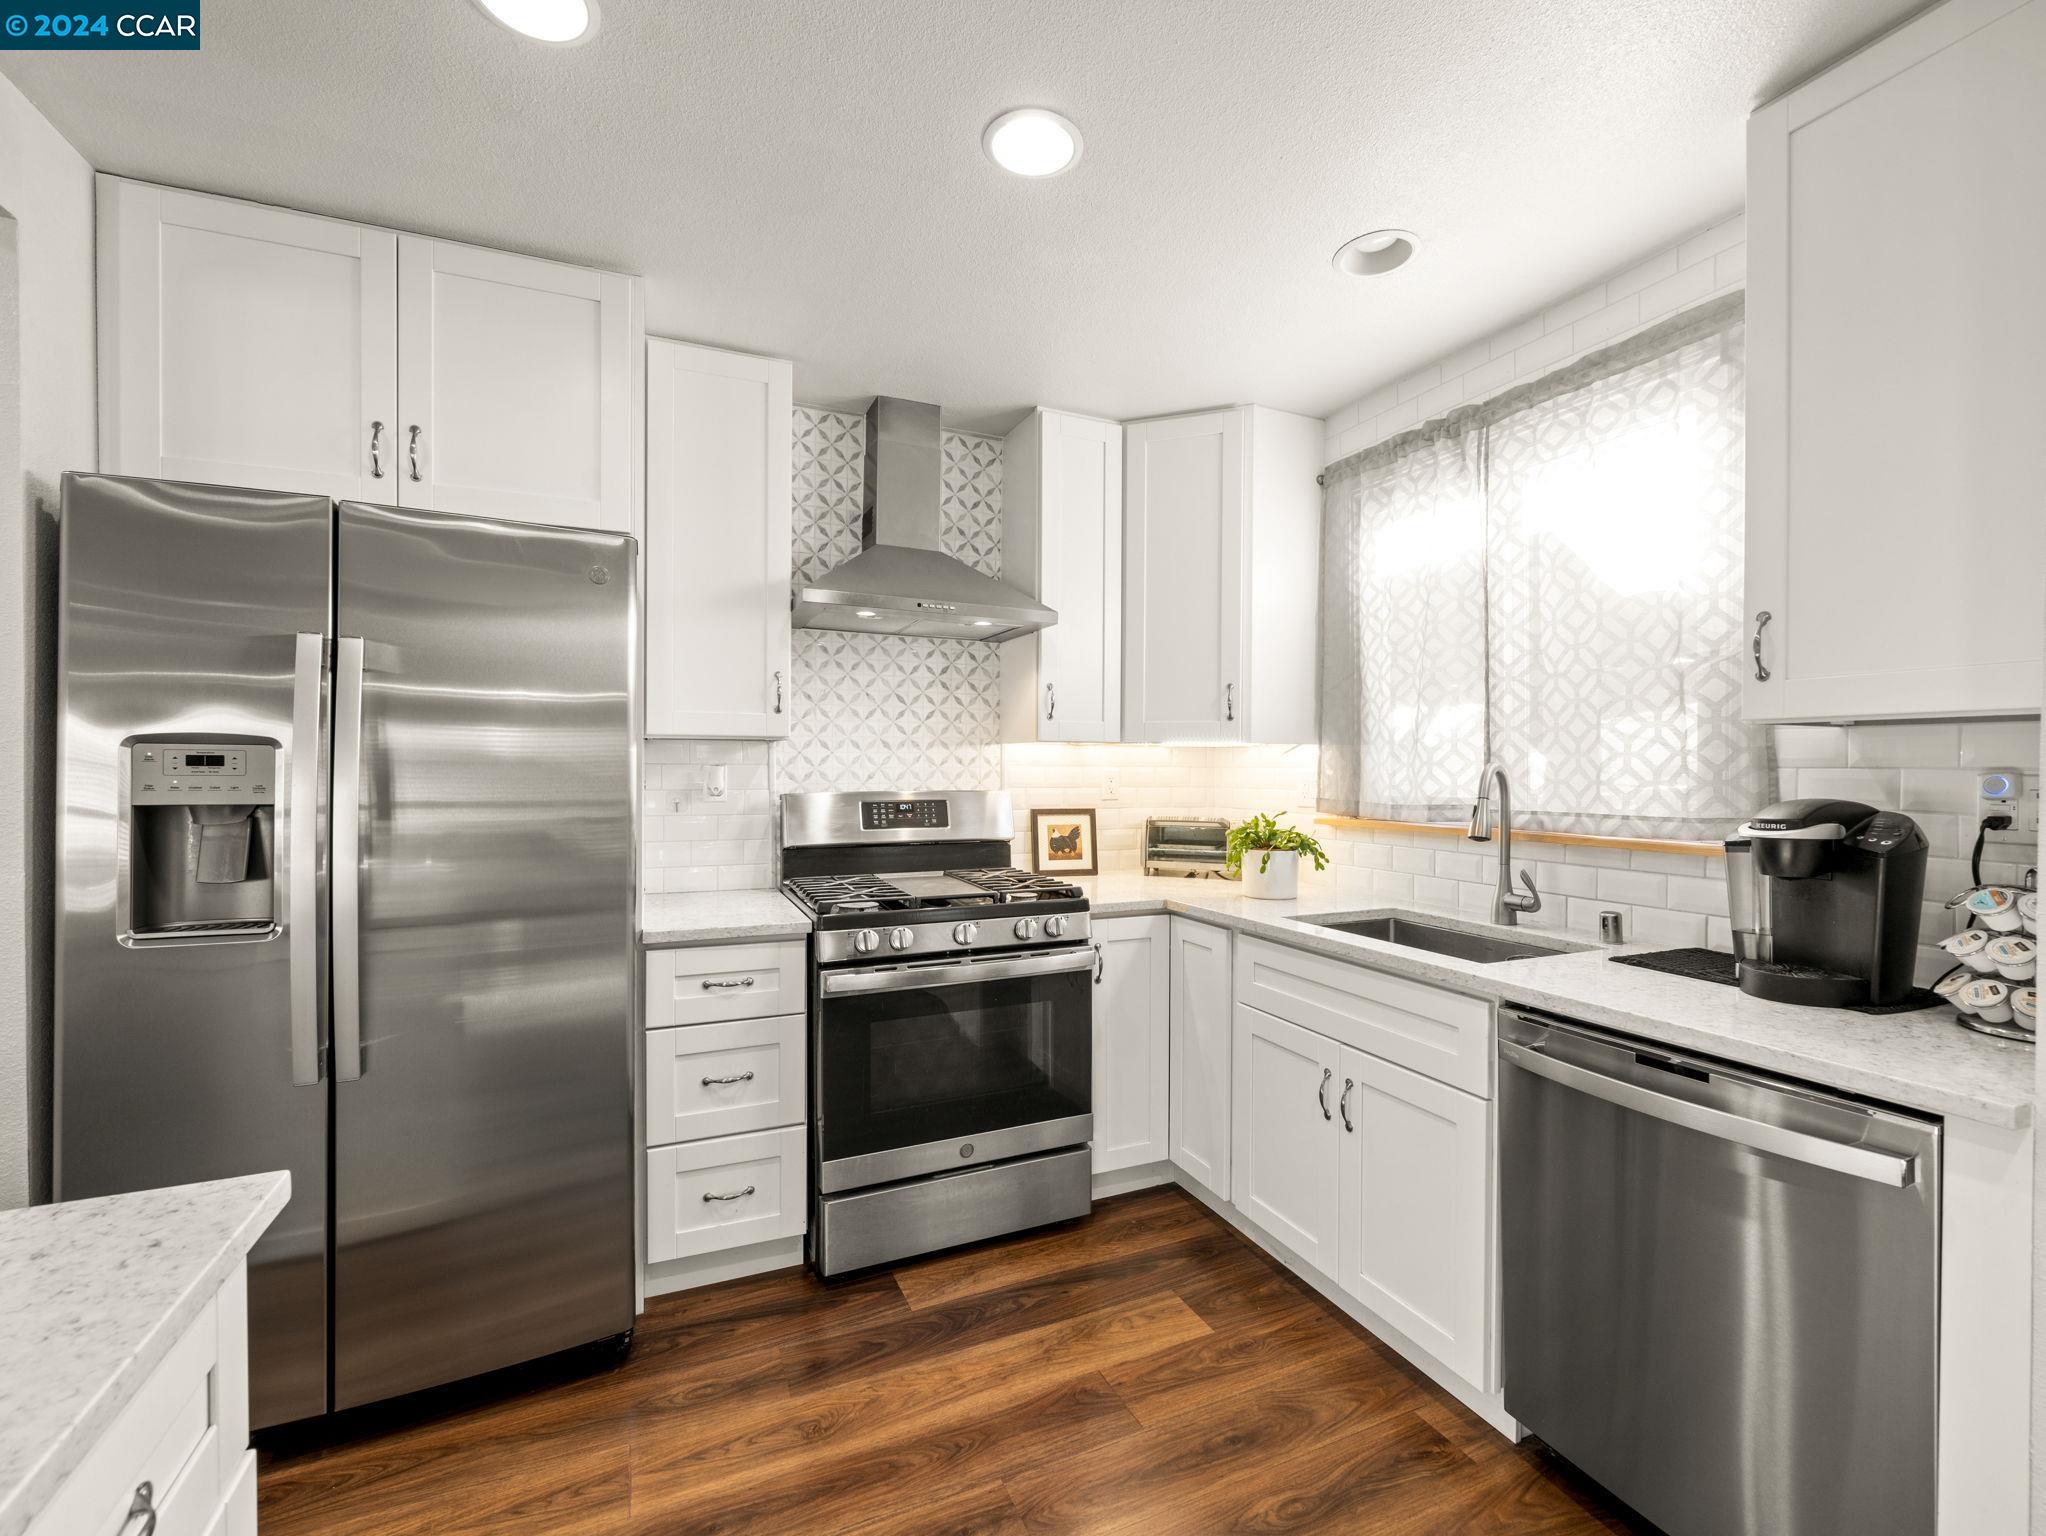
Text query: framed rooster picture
1029 808 1098 877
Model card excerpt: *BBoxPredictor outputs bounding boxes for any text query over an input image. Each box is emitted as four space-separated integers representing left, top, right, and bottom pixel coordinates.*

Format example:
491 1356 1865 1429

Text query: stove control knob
853 929 881 955
952 921 980 946
1044 915 1068 938
889 926 915 951
1013 917 1039 940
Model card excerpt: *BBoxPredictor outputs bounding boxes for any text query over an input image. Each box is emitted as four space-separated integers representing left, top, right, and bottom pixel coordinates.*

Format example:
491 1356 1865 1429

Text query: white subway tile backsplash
1458 353 1516 400
1677 213 1746 268
1796 768 1901 805
1395 365 1440 402
1603 248 1679 301
1489 315 1546 357
1543 285 1609 333
1595 868 1668 907
1513 326 1576 376
1899 768 1981 815
1636 259 1715 320
1630 908 1709 947
1666 875 1730 916
1713 244 1746 288
1571 293 1642 351
1847 722 1959 769
1436 338 1494 382
1959 719 2043 770
1773 724 1848 768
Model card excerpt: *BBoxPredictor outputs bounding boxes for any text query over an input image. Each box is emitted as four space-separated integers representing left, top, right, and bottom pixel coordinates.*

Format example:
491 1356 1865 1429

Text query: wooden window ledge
1312 815 1724 860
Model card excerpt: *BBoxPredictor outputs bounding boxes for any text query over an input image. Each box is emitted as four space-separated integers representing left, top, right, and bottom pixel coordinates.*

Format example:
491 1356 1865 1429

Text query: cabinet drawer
1235 936 1493 1097
647 941 806 1026
647 1125 807 1262
646 1014 806 1145
32 1299 221 1536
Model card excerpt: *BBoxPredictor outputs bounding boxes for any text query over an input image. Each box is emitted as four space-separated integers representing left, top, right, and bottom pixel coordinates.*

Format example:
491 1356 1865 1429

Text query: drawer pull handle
701 1071 756 1086
1339 1078 1354 1133
1317 1067 1333 1121
702 1185 756 1203
701 977 756 991
120 1482 157 1536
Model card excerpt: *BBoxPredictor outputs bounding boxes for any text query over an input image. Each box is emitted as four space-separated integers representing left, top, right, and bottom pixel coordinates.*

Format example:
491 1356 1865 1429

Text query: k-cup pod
2020 891 2038 937
2015 987 2037 1032
1961 978 2014 1023
1965 887 2024 932
1939 929 1997 973
1934 969 1975 1011
1986 935 2038 982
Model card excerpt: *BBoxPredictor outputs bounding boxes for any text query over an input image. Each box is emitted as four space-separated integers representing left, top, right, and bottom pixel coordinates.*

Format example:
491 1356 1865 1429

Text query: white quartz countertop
642 889 812 946
1079 873 2036 1129
0 1172 290 1536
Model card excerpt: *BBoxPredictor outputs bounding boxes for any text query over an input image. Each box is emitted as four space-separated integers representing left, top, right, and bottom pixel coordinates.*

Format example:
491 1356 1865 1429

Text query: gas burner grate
782 866 1085 916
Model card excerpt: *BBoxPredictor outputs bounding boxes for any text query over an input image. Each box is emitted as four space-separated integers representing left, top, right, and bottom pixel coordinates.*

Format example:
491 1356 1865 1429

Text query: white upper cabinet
644 339 794 739
1122 405 1321 743
396 237 638 533
98 177 397 501
97 176 641 535
1745 0 2046 720
1000 410 1124 742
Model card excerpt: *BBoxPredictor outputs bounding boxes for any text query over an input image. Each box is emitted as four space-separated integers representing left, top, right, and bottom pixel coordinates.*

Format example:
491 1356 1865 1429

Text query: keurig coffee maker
1726 799 1927 1007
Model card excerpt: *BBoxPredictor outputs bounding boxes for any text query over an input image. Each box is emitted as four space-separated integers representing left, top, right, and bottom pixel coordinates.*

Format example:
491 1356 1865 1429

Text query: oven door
816 945 1094 1193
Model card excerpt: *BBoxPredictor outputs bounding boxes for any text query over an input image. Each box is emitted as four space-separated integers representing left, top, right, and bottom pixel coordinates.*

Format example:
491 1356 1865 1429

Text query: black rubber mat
1611 948 1942 1014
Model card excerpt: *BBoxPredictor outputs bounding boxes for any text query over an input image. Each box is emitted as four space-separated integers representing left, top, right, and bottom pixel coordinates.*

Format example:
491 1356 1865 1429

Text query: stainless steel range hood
792 396 1056 641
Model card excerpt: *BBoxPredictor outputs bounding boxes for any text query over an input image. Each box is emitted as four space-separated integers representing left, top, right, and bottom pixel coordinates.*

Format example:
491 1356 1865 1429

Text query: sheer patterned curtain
1318 295 1770 838
1317 427 1486 821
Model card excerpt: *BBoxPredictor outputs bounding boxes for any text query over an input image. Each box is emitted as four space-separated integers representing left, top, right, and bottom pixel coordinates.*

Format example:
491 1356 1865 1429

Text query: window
1318 296 1769 839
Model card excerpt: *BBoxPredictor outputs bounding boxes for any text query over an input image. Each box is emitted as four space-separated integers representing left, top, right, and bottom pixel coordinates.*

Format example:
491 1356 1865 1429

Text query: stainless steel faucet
1466 761 1541 925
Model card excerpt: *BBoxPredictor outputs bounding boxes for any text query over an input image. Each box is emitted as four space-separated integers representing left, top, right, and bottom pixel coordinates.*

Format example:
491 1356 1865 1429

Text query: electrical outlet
1101 773 1120 802
705 764 728 801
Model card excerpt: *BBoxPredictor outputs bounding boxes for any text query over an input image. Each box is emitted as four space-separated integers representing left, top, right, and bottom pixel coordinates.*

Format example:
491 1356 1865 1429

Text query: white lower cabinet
643 946 810 1272
1231 1003 1341 1274
1224 942 1495 1396
646 1125 807 1263
1336 1047 1490 1389
29 1262 255 1536
1091 915 1171 1172
1167 918 1232 1198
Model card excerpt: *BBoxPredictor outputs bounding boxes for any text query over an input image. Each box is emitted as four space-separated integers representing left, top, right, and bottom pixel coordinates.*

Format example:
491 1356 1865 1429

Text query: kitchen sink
1297 913 1582 964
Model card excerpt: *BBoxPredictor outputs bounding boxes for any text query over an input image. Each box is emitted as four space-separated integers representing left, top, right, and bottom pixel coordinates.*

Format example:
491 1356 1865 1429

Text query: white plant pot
1240 849 1299 901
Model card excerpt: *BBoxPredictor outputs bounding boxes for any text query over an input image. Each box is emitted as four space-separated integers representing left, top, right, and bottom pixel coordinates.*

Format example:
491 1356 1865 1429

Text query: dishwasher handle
1499 1038 1917 1188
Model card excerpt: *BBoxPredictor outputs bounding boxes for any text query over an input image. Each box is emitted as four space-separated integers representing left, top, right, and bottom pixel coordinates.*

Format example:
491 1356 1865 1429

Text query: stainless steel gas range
779 790 1095 1277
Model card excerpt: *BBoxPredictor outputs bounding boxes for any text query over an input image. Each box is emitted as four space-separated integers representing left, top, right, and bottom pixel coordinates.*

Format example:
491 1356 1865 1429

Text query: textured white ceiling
3 0 1918 432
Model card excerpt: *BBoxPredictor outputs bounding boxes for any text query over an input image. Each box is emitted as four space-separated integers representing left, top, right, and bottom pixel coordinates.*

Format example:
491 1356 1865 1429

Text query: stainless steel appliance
1500 1008 1939 1536
1728 798 1928 1006
1142 816 1232 877
791 397 1055 640
780 790 1093 1275
55 473 638 1428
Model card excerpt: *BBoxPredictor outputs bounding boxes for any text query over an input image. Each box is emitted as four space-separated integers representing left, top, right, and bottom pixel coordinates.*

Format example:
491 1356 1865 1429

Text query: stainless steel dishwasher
1499 1008 1939 1536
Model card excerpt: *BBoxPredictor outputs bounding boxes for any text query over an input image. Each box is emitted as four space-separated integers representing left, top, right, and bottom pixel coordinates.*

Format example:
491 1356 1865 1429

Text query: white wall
0 73 94 1208
1322 212 1747 468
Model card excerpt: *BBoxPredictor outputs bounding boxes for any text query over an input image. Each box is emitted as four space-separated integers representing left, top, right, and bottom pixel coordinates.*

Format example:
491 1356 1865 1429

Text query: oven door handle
821 947 1098 996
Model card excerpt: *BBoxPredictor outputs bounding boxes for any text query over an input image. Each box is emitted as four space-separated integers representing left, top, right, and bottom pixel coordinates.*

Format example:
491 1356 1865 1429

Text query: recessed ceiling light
855 609 878 619
470 0 597 44
982 108 1083 178
971 619 993 627
1333 229 1418 277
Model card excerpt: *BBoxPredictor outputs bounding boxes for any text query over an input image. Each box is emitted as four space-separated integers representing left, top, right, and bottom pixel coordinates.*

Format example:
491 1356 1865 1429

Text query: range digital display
861 799 948 831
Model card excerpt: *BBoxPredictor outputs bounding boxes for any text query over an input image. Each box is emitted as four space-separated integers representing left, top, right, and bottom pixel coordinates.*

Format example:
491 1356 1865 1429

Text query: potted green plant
1226 812 1329 901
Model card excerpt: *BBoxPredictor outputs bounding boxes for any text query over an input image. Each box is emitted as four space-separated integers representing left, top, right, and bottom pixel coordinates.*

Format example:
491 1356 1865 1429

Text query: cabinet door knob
1318 1066 1332 1121
368 421 385 479
1752 611 1772 682
773 670 784 714
407 424 423 483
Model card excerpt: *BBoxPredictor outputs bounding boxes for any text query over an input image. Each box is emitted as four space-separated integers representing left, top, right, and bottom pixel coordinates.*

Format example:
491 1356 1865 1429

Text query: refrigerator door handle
288 633 326 1087
333 636 366 1082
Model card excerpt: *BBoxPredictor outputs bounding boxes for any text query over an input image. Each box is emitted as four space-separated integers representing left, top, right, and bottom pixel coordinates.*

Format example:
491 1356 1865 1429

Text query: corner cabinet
644 339 794 738
97 175 641 535
999 410 1124 742
1744 0 2046 720
1122 405 1322 743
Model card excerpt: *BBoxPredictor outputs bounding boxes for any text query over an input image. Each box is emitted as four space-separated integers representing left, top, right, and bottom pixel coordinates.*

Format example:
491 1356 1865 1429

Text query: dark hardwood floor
258 1186 1654 1535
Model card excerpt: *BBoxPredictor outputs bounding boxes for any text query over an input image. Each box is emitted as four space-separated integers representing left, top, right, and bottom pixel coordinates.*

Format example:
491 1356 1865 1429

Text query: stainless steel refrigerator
54 473 639 1428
